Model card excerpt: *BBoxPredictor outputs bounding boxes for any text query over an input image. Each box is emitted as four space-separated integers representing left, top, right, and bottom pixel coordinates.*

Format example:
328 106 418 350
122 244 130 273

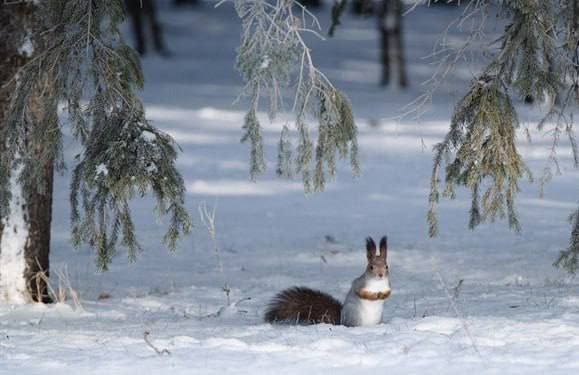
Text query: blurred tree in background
124 0 171 56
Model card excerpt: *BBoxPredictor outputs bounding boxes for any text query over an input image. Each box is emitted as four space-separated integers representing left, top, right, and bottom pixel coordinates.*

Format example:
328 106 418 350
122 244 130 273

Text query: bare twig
199 202 231 305
436 271 481 357
143 331 171 356
33 260 83 310
203 297 252 318
400 0 490 120
451 279 464 299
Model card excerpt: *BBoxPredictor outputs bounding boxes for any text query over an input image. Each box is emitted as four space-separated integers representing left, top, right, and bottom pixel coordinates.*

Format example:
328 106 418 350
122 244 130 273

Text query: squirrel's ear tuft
379 236 388 259
366 237 376 260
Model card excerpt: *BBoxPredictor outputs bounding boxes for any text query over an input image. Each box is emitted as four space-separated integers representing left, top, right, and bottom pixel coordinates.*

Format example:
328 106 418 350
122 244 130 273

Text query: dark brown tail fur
264 287 342 325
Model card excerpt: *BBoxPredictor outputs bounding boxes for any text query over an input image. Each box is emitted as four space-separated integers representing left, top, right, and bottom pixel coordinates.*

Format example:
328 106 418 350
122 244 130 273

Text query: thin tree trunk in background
378 0 407 88
378 0 390 86
173 0 198 6
351 0 373 16
296 0 321 8
392 0 408 88
573 0 579 92
127 0 146 55
125 0 169 56
0 2 53 303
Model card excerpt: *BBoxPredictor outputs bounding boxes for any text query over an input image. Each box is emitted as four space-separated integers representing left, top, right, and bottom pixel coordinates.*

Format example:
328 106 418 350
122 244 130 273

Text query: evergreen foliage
233 0 359 192
428 77 531 237
554 207 579 273
0 0 191 271
428 0 579 253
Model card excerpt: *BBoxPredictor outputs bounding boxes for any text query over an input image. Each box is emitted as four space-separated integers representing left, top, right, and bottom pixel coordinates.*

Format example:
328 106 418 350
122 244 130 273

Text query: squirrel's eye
369 266 374 270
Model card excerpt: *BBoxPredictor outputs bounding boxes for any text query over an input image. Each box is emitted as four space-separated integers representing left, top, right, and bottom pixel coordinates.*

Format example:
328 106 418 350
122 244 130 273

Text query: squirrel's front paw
356 288 391 301
376 289 391 300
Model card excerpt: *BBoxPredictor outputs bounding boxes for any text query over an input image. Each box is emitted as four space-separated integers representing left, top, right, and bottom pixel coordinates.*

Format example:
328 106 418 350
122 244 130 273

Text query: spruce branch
230 0 358 192
554 207 579 274
428 75 531 236
427 0 579 237
2 0 192 271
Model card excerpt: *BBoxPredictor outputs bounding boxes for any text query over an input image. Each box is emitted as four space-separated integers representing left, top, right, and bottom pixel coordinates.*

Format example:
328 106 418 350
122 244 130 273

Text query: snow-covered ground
2 1 579 374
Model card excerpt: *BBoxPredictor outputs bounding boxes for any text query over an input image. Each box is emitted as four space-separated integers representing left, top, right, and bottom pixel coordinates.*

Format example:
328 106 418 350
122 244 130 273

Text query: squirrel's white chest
341 292 386 327
358 299 384 325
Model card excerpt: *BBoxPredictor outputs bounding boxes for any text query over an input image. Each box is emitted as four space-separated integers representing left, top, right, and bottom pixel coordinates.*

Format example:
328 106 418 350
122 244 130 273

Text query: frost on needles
233 0 359 193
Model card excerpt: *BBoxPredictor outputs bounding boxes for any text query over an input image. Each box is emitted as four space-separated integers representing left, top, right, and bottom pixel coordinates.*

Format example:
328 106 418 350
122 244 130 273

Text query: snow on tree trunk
0 159 30 303
0 2 52 303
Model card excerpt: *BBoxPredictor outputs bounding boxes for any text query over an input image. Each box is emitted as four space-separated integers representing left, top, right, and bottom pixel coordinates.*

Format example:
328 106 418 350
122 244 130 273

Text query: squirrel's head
365 236 389 280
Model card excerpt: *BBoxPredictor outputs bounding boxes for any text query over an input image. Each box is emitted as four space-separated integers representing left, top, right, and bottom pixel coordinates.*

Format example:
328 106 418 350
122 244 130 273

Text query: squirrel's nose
378 273 384 278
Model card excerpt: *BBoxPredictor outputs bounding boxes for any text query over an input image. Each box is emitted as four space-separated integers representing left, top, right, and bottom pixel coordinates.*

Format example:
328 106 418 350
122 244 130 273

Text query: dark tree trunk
572 0 579 99
23 167 53 303
378 0 407 88
378 0 390 86
296 0 321 8
351 0 373 16
0 2 53 303
173 0 198 6
19 162 53 303
24 93 55 303
125 0 169 56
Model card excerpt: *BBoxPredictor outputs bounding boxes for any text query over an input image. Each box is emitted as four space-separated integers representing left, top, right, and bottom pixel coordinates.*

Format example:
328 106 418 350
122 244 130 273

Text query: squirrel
264 236 391 327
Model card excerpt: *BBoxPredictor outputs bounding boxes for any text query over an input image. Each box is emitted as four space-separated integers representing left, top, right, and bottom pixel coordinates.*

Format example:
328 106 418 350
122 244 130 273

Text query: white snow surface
95 163 109 177
0 160 30 304
18 33 34 58
1 2 579 374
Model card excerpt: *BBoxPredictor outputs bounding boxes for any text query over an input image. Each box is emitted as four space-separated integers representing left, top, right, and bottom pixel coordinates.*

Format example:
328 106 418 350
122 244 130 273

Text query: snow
95 163 109 177
18 33 34 57
0 158 30 304
187 179 304 196
260 55 271 70
1 1 579 374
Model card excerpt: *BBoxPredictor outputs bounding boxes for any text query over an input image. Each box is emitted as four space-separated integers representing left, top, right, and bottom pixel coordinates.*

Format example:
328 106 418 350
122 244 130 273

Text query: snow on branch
229 0 359 192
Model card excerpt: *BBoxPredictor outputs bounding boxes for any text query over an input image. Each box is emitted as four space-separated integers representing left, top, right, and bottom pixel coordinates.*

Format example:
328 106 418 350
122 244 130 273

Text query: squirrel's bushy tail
264 286 342 325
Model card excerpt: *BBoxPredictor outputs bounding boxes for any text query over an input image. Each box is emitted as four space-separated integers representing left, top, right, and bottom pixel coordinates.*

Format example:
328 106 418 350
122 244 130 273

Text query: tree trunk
393 0 408 88
23 94 55 304
173 0 198 6
125 0 169 56
378 0 407 88
378 0 390 86
572 0 579 97
0 2 53 304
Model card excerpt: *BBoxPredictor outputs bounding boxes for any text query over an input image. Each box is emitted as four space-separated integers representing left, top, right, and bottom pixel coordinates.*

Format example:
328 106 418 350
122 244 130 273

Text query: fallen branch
143 331 171 356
